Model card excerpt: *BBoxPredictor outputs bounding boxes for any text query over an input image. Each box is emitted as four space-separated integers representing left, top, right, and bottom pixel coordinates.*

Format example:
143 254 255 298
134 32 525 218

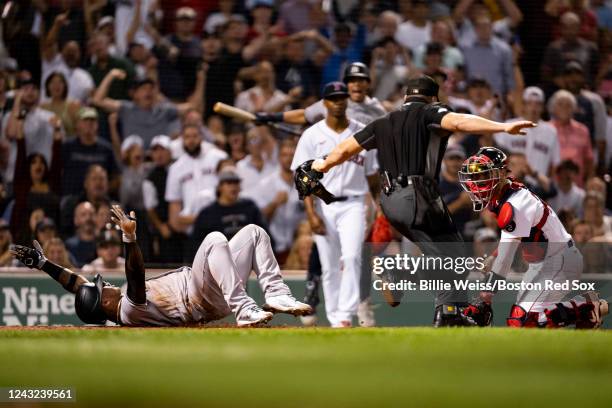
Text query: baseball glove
294 160 343 204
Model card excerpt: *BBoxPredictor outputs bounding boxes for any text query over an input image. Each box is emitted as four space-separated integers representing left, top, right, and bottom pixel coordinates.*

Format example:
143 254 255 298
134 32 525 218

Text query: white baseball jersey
494 119 561 176
501 188 571 243
253 168 305 252
291 119 378 197
165 147 228 212
304 96 386 126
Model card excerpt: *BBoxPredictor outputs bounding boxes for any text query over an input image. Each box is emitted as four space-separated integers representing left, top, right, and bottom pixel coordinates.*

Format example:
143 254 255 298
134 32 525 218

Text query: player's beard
185 144 201 158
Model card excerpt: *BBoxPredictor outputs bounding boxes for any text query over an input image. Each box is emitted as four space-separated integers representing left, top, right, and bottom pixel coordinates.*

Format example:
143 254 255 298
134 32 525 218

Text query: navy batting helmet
343 62 370 83
75 274 107 324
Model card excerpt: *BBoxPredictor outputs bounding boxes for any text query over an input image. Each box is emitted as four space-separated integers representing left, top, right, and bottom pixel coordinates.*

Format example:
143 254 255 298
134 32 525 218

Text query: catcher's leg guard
545 292 609 329
462 301 493 327
506 304 542 328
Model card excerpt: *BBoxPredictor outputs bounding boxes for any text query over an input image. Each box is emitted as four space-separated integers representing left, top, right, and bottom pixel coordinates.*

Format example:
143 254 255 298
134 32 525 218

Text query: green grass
0 327 611 407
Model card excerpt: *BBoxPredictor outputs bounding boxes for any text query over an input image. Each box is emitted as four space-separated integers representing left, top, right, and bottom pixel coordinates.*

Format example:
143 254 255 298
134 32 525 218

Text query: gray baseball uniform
304 96 386 125
119 224 291 326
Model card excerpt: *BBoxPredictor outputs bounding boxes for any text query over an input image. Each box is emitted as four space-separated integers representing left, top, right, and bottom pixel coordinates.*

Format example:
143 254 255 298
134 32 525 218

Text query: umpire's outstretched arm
312 113 536 173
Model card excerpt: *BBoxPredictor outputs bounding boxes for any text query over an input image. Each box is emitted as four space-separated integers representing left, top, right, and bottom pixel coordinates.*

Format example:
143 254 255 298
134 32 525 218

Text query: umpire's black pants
380 176 468 306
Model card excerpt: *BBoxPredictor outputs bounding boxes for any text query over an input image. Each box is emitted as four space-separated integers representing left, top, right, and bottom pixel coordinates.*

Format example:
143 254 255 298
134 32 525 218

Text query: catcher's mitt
294 160 344 204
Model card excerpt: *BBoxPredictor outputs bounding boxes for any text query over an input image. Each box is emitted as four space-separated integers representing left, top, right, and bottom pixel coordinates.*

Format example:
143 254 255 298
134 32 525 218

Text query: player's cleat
433 304 477 327
263 294 313 316
236 306 274 327
357 298 376 327
303 276 321 308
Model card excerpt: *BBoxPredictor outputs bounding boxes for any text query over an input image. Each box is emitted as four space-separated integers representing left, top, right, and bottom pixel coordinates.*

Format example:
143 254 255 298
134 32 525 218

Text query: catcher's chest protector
489 181 551 263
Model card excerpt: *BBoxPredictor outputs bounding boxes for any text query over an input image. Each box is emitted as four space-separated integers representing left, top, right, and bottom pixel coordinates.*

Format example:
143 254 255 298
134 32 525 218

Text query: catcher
10 205 311 327
459 147 608 328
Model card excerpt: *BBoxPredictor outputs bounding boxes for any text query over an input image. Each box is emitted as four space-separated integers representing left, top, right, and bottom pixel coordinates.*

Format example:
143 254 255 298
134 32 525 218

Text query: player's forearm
443 113 508 134
42 261 88 294
124 242 146 304
283 109 307 125
489 239 521 280
317 137 363 172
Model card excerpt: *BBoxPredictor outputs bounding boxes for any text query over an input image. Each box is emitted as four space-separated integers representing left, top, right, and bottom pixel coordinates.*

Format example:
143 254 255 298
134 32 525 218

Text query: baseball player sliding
291 82 378 328
10 205 311 327
459 147 608 328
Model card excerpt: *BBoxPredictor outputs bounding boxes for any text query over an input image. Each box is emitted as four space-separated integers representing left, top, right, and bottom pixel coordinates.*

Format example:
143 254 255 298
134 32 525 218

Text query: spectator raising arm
92 69 127 113
41 11 69 62
176 65 206 116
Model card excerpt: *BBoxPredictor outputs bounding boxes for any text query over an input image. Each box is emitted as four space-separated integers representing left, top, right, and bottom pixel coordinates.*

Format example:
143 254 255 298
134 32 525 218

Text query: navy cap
405 75 439 97
322 81 349 99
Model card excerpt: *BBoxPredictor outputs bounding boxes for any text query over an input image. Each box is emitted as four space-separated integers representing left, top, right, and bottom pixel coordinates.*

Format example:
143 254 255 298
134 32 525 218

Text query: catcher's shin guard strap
506 304 541 327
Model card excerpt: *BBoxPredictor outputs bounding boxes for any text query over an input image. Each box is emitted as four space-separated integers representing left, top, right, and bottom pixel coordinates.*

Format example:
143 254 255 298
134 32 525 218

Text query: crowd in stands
0 0 612 274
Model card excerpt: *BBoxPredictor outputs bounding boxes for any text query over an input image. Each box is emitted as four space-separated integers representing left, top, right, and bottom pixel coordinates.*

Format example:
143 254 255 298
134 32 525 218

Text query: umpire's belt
382 173 437 195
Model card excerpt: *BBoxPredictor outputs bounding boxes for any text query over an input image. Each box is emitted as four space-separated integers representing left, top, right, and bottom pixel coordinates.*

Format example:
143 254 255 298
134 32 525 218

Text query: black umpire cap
405 75 439 97
343 62 370 82
323 81 349 99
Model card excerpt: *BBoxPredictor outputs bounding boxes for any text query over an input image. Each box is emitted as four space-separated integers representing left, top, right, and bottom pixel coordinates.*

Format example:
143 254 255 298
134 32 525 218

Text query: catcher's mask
459 149 507 211
75 274 108 324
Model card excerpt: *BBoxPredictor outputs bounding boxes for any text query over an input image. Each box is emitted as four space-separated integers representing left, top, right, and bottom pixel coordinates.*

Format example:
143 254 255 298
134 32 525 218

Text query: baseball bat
213 102 256 122
213 101 302 136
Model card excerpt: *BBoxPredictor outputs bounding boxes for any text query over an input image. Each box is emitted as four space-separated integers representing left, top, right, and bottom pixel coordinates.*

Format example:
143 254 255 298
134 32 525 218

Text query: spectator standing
157 7 203 100
395 0 432 53
461 13 515 96
236 128 276 201
541 11 599 86
119 135 147 210
236 61 297 114
253 141 304 262
413 20 464 70
142 135 183 263
495 86 561 178
61 108 119 196
166 125 229 236
40 12 95 104
88 33 136 102
93 68 204 148
321 23 367 87
65 201 98 267
369 37 411 102
10 115 62 244
549 90 594 187
3 78 57 186
549 159 585 216
40 72 81 138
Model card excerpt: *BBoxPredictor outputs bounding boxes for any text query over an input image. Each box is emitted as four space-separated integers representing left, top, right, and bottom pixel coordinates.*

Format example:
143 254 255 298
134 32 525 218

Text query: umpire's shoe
375 269 404 307
433 304 477 327
300 276 320 326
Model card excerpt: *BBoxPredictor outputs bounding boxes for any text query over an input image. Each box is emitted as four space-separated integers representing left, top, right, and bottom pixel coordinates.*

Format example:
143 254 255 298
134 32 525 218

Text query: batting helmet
75 274 107 324
343 62 370 83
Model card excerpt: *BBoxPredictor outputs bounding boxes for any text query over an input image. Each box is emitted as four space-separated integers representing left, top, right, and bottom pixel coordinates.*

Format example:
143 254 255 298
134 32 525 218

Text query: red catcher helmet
459 147 507 211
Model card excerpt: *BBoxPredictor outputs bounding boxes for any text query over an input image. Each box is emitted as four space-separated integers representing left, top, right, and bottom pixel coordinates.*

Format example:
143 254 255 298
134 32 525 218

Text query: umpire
309 75 535 326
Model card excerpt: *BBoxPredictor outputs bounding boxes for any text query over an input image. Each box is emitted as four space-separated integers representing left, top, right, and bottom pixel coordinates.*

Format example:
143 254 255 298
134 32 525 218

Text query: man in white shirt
41 13 94 103
395 0 432 53
495 86 561 178
165 125 228 235
291 82 378 327
255 140 305 260
237 127 277 202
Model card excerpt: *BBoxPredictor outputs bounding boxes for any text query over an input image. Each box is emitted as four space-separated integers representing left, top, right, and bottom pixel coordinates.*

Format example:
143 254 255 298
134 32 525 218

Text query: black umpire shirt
354 100 453 180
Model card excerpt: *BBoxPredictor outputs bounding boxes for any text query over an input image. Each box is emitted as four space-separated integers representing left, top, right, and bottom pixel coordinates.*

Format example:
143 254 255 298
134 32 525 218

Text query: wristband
122 233 137 243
